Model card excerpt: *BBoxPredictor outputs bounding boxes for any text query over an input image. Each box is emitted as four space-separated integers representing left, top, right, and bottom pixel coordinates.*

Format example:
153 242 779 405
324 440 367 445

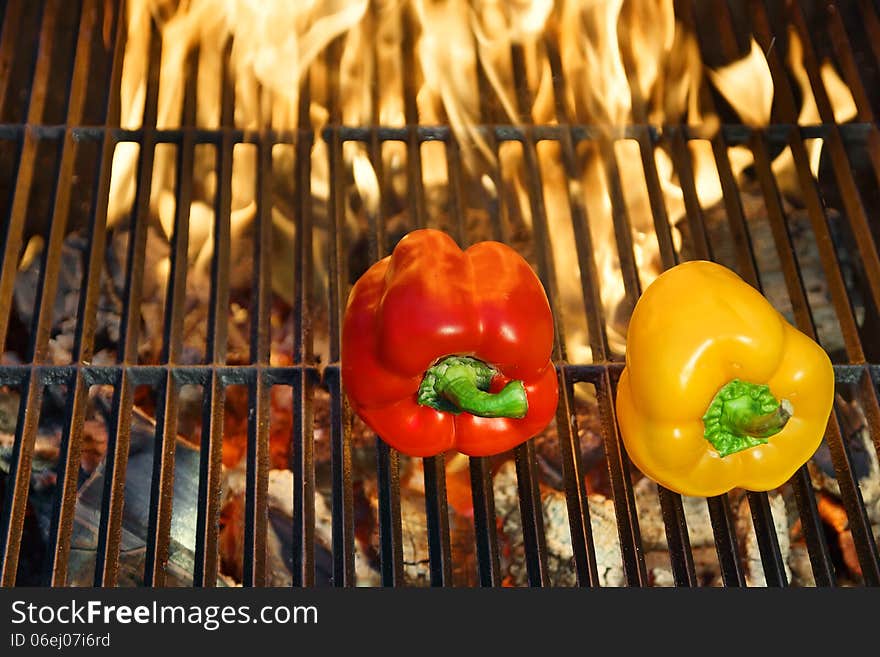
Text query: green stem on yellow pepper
702 379 792 457
417 355 528 418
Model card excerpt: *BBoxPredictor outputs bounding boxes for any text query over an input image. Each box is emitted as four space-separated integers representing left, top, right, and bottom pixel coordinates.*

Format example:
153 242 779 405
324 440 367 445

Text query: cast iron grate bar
751 0 880 583
423 455 454 586
468 456 502 586
364 129 405 588
143 44 200 587
90 15 162 588
325 35 357 587
444 132 502 587
748 129 836 585
471 53 529 588
827 3 874 124
43 0 123 588
193 37 234 589
656 486 698 587
599 368 649 586
0 1 27 115
626 125 696 586
0 0 88 586
856 0 880 74
788 4 880 316
361 9 405 586
662 120 747 587
398 9 456 587
555 367 602 587
291 71 317 588
242 139 273 587
708 122 788 586
376 440 404 586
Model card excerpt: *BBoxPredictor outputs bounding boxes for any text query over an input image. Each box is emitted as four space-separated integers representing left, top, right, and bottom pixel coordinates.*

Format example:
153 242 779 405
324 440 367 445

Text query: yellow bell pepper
615 260 835 497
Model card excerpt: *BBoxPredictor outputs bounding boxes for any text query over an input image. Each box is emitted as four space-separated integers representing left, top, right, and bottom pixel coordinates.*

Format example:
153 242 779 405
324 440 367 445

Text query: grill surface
1 0 880 588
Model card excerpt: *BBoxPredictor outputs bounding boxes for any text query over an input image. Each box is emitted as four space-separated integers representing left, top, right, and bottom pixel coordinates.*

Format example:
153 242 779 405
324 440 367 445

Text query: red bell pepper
341 229 559 457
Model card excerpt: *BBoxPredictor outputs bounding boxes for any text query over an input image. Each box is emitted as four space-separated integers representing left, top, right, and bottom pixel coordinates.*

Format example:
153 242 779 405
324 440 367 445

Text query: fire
109 0 860 364
771 28 857 192
707 38 774 128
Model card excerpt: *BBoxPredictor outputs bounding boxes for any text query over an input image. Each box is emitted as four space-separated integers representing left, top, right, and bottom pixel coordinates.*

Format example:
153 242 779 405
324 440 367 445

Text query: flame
559 0 632 126
772 28 857 193
110 0 861 365
707 39 773 128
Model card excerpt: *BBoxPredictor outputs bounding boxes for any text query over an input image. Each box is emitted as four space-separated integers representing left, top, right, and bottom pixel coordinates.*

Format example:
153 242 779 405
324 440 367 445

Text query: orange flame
110 0 860 364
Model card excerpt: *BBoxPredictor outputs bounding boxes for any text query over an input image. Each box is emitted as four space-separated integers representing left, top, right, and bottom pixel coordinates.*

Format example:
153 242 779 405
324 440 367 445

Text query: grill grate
1 0 880 588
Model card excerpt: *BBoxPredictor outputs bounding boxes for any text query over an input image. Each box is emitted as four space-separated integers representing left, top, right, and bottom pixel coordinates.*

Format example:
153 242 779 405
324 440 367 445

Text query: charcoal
734 490 792 586
12 231 125 365
66 407 231 586
493 459 624 587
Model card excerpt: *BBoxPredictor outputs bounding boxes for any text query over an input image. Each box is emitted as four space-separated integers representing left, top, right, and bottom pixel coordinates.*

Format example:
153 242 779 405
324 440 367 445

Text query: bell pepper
615 260 834 497
341 229 559 457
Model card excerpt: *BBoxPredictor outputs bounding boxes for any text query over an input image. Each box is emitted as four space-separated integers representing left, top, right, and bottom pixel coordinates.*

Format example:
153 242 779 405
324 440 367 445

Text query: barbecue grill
1 0 879 589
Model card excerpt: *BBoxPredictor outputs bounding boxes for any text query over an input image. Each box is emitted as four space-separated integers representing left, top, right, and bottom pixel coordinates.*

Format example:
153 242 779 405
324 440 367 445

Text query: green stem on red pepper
702 379 793 458
417 355 528 418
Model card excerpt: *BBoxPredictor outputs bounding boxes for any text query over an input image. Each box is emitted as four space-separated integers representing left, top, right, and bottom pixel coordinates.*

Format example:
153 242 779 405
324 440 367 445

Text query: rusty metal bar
514 441 550 587
666 127 713 261
656 485 698 586
468 456 501 587
825 403 880 584
242 371 270 587
748 0 865 361
0 0 62 360
0 1 26 116
710 134 761 285
856 0 880 75
635 127 679 269
507 43 567 587
324 34 356 586
597 136 641 310
786 3 880 320
746 491 788 586
0 0 83 586
290 75 317 588
0 372 43 585
193 39 234 589
443 131 500 587
44 0 121 587
749 130 836 586
375 439 404 586
709 129 787 587
401 7 425 229
626 124 696 586
661 126 745 586
599 369 648 586
423 455 454 586
23 0 59 125
364 4 402 588
326 364 355 586
555 369 602 587
143 45 199 586
826 3 873 123
93 370 132 586
241 138 273 587
750 0 880 581
92 15 161 588
705 494 745 587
